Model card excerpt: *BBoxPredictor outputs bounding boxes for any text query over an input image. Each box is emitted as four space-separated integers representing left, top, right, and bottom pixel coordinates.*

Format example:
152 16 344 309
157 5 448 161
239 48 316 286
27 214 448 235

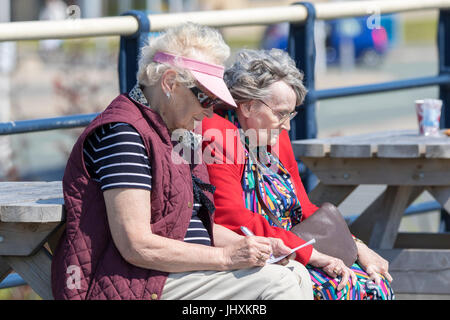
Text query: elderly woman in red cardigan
201 48 394 300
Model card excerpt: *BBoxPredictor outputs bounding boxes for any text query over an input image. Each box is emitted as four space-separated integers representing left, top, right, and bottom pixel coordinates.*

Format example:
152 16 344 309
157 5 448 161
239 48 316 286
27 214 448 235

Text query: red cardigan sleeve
201 115 315 265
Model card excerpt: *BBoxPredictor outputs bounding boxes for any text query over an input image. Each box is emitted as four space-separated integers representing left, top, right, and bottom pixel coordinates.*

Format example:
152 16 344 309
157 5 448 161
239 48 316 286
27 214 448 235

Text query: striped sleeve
183 203 212 246
83 122 152 191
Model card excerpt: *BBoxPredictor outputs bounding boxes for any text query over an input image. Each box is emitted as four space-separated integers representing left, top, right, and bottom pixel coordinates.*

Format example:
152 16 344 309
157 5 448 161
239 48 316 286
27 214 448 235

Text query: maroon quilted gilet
51 94 215 300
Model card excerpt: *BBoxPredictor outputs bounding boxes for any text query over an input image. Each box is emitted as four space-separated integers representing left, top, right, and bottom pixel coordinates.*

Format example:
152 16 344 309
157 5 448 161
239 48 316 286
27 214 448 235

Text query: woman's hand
222 236 273 269
356 241 393 285
267 237 296 266
309 249 357 291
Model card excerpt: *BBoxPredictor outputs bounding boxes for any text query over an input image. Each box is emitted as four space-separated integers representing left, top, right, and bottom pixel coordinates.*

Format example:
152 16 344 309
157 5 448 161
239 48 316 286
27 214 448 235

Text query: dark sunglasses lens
202 98 220 109
190 86 201 98
190 87 219 108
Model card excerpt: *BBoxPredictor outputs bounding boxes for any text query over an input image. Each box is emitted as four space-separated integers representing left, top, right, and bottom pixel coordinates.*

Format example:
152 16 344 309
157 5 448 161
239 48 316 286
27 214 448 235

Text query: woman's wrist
354 237 368 260
218 246 233 271
308 248 325 266
213 224 245 248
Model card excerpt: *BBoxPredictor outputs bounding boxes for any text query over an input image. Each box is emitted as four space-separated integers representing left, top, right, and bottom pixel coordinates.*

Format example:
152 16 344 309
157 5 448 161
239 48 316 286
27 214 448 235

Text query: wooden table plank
395 233 450 249
0 221 62 256
375 249 450 295
1 202 65 223
426 144 450 158
0 182 62 205
293 129 450 159
301 157 450 186
292 139 330 158
0 182 64 223
377 143 426 158
330 144 375 158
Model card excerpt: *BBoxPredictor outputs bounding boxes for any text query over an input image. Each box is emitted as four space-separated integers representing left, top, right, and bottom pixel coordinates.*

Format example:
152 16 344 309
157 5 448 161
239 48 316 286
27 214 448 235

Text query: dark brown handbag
251 164 357 267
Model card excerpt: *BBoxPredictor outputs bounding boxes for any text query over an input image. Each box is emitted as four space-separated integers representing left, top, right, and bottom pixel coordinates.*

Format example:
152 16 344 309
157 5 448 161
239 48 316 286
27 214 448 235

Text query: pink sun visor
153 51 237 108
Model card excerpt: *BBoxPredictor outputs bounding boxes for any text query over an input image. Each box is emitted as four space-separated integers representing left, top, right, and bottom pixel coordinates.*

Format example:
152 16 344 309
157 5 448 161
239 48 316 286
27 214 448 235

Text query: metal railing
1 1 450 41
0 0 449 290
0 1 449 136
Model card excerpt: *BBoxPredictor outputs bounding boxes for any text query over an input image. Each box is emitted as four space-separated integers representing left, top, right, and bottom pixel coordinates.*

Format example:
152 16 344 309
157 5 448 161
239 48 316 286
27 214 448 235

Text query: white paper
266 239 316 264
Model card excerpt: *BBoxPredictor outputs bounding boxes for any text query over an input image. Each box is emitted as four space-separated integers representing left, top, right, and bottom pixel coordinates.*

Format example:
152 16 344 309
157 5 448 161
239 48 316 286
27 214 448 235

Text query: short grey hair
224 48 307 106
137 22 230 88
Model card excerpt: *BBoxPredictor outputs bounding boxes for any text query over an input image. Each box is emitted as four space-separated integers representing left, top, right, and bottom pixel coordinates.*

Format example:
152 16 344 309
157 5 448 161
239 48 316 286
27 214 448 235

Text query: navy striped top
83 122 212 246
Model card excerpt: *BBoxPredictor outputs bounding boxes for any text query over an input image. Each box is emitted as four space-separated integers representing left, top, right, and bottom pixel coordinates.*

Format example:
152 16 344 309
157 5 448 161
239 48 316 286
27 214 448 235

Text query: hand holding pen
240 226 315 264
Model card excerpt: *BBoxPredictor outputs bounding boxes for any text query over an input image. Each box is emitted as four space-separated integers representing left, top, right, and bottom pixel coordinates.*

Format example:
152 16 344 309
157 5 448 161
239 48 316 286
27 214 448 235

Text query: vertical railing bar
438 8 450 231
288 1 318 192
119 10 151 94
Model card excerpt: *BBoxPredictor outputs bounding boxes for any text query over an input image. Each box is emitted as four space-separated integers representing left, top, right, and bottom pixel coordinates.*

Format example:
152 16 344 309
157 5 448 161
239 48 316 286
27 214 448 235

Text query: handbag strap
250 164 284 229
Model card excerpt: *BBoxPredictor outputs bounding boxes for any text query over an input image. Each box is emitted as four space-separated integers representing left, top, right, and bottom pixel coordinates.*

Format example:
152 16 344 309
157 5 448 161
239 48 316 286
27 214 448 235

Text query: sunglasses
189 86 221 109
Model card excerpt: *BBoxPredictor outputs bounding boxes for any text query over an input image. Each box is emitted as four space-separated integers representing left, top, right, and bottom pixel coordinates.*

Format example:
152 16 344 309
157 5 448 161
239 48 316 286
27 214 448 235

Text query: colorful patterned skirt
306 263 395 300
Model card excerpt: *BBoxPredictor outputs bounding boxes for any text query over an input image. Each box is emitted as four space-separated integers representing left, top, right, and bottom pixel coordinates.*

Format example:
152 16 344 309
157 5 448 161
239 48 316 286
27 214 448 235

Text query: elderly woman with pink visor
51 23 313 300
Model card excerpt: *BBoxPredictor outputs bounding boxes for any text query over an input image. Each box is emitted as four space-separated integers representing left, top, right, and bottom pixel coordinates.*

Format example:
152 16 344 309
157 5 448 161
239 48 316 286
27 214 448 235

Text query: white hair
137 22 230 87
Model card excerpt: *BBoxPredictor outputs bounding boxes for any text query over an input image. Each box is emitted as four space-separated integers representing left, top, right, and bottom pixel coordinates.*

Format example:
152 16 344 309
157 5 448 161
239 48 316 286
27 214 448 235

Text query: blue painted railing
288 3 450 191
0 273 26 290
0 3 449 290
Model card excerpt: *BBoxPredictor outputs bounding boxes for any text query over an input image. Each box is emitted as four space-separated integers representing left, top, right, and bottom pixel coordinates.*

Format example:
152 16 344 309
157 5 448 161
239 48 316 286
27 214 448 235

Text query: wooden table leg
0 256 11 283
369 186 417 249
3 247 54 300
308 182 357 206
46 223 65 255
350 186 424 248
426 186 450 213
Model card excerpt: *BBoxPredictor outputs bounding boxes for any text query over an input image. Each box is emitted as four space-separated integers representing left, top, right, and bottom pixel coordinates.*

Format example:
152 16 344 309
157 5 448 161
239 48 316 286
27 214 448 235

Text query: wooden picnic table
1 128 450 298
0 181 64 300
292 129 450 297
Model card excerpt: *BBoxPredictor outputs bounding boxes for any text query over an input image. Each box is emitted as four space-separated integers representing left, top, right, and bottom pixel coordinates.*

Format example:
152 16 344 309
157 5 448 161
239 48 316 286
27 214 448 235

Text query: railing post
438 8 450 231
118 10 150 94
288 2 318 192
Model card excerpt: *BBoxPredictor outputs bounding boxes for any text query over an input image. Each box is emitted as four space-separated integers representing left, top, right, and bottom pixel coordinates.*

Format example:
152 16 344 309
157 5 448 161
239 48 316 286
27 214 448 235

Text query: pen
267 238 316 264
240 226 316 264
240 226 254 236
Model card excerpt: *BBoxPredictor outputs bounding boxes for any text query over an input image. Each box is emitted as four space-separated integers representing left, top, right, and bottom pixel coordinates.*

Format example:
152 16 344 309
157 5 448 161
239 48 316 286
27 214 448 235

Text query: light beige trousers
161 259 313 300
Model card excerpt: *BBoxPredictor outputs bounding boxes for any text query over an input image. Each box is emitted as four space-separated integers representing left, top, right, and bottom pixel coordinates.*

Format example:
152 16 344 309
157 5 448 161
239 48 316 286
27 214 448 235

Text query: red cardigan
201 114 318 265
